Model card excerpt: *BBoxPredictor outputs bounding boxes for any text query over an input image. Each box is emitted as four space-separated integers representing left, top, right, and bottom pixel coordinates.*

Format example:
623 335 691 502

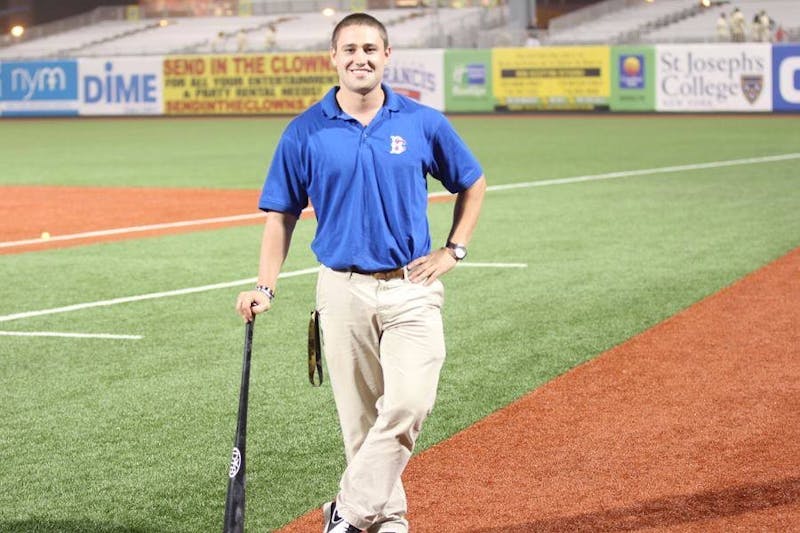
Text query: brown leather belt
334 266 405 281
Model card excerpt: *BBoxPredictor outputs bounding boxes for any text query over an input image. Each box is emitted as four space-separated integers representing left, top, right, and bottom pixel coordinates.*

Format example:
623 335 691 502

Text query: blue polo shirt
259 84 483 271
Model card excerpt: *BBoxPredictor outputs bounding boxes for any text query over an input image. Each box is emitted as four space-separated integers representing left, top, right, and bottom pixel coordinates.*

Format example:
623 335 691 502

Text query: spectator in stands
774 24 787 43
715 12 730 42
212 31 227 52
236 29 248 52
750 12 761 41
524 30 541 47
756 10 771 42
730 7 746 42
264 24 277 52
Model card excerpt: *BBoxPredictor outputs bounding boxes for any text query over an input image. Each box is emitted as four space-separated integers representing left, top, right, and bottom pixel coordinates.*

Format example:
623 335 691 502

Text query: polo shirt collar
383 84 402 112
321 83 402 119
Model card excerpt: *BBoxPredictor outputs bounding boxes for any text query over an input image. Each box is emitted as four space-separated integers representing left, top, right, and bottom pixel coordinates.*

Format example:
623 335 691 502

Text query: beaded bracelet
255 285 275 301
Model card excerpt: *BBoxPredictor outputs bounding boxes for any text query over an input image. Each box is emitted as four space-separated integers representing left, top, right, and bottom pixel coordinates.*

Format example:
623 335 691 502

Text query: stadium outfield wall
1 43 799 116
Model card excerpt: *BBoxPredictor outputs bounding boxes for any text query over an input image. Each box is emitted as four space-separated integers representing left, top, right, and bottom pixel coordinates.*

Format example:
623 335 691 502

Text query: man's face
330 24 390 96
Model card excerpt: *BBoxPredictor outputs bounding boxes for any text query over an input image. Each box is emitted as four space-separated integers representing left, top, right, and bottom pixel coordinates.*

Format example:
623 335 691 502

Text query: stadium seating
643 0 800 43
643 5 727 43
0 19 155 59
0 7 497 59
78 15 282 56
257 10 399 52
545 0 800 45
384 7 484 48
1 1 797 59
546 0 699 45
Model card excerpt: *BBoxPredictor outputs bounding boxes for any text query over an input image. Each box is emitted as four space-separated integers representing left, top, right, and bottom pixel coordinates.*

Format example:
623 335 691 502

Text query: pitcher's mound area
281 247 800 531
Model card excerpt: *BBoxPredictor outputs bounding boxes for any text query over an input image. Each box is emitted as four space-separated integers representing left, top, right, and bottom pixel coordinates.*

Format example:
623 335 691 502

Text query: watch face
454 246 467 260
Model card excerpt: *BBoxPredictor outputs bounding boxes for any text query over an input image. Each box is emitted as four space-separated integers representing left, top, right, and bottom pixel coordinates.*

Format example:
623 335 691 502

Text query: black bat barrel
223 318 254 533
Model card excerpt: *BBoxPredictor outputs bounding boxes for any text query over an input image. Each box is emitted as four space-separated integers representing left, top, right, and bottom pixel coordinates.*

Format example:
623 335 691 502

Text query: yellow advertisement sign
163 53 338 115
125 5 140 21
493 47 610 111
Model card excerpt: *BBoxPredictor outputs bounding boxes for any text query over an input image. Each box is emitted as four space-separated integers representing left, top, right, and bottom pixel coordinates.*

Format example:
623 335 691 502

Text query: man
264 23 277 52
756 10 771 42
235 12 486 533
524 29 540 47
211 31 226 53
235 29 248 53
715 12 730 42
730 7 746 42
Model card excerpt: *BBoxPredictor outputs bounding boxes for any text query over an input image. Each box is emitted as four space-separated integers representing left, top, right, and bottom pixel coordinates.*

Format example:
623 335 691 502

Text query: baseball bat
223 318 255 533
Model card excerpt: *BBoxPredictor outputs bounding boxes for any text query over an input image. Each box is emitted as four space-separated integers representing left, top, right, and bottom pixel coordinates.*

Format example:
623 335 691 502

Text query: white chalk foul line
482 152 800 193
0 331 142 340
0 212 267 249
3 153 798 250
0 263 525 324
457 262 527 268
0 277 259 324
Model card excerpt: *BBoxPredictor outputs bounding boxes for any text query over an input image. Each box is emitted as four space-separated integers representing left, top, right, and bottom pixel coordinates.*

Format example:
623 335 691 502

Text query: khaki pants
316 267 446 532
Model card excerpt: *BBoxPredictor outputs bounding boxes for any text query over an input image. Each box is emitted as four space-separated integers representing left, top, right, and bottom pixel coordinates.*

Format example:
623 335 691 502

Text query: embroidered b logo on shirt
389 135 407 154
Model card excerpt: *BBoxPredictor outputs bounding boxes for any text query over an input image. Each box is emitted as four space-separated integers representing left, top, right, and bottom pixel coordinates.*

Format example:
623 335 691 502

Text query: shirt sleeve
429 116 484 194
258 132 309 218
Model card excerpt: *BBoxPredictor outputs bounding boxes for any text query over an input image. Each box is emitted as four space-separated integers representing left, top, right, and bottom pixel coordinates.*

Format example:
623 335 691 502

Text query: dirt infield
0 186 263 255
280 247 800 532
5 185 798 530
0 186 454 255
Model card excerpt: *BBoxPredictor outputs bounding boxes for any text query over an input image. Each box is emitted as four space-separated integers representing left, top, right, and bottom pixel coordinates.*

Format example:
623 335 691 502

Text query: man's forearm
448 175 486 245
257 211 298 292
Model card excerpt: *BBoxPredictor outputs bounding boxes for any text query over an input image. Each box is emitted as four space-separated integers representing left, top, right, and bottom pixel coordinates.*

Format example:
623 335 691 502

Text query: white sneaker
322 501 362 533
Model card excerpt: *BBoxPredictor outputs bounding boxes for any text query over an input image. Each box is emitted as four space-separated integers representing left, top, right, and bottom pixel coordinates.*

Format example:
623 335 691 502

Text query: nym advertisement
0 60 79 116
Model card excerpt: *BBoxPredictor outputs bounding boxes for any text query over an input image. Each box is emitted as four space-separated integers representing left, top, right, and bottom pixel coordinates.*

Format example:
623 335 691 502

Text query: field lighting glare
10 25 24 37
322 7 336 17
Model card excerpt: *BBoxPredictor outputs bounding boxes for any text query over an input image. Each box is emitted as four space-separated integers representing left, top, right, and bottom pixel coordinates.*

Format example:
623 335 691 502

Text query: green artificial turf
0 115 798 531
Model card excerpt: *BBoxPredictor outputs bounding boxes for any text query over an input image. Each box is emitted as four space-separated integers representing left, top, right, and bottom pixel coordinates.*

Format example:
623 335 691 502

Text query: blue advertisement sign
619 54 645 89
772 45 800 111
0 60 79 116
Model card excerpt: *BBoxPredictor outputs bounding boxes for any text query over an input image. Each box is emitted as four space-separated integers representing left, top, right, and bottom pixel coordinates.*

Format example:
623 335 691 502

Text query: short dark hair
331 12 389 49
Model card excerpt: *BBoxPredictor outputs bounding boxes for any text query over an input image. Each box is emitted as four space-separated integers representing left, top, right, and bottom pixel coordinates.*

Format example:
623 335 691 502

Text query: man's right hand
235 290 272 322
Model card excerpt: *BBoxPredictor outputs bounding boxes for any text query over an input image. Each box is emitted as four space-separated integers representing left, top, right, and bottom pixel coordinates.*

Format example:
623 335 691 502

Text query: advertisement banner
444 49 494 112
492 46 610 111
772 44 800 112
125 5 140 20
656 44 772 112
610 46 655 111
0 60 79 116
162 53 338 115
385 49 445 111
79 57 163 115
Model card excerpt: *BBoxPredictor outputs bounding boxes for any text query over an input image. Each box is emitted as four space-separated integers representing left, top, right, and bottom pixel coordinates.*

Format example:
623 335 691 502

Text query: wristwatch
446 241 467 261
